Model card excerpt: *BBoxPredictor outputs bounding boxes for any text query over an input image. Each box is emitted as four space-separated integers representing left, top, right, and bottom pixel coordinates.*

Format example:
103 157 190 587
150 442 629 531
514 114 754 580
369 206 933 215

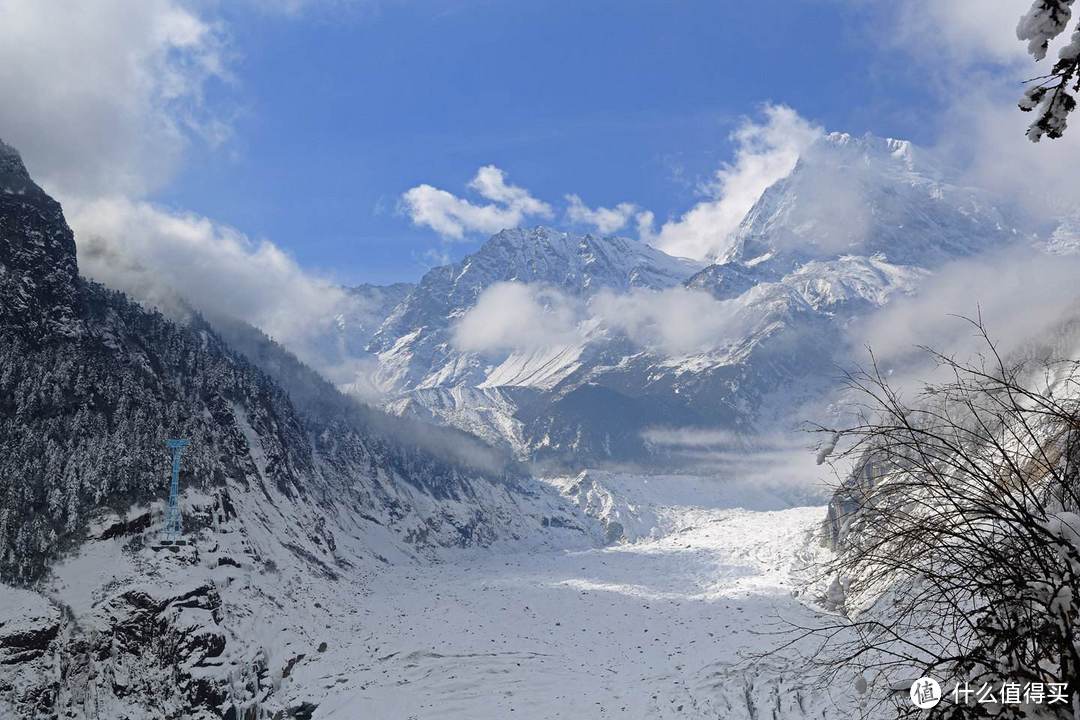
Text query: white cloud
851 244 1080 382
634 209 657 240
591 287 744 356
936 90 1080 219
644 105 822 262
0 0 228 199
452 281 581 353
453 281 747 358
639 427 827 499
401 165 553 240
640 427 745 449
0 1 395 386
468 165 548 213
69 196 360 370
891 0 1031 67
564 194 640 235
861 1 1080 218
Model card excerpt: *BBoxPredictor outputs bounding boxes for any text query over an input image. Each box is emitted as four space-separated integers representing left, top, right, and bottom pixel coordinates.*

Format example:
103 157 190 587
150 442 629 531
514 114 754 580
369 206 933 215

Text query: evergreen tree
1018 0 1080 140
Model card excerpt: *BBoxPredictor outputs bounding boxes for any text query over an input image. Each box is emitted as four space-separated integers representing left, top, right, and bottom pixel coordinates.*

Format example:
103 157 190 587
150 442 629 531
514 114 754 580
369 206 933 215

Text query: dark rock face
59 583 231 719
98 512 153 541
822 456 879 550
0 138 521 584
0 140 79 341
0 137 538 719
0 615 59 664
0 588 61 718
685 262 762 301
0 583 280 720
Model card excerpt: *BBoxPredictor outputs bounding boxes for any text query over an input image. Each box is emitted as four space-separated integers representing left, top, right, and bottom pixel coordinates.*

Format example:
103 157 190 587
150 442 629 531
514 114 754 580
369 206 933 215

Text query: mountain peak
0 138 47 199
490 225 567 244
467 225 703 295
0 139 79 338
366 226 705 389
721 132 1018 270
821 131 914 161
0 138 26 173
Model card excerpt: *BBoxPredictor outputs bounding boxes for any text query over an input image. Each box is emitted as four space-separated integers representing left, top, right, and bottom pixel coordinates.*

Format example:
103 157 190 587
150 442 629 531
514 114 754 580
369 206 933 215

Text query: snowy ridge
476 343 586 390
722 132 1020 270
365 226 703 396
383 386 529 456
353 131 1026 468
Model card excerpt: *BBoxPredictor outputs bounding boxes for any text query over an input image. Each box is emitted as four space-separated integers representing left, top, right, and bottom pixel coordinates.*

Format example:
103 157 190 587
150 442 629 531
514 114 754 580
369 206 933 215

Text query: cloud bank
591 287 745 356
71 197 359 362
850 244 1080 387
863 0 1080 219
453 282 750 359
640 426 829 500
0 0 228 199
452 282 582 353
891 0 1031 67
0 1 379 386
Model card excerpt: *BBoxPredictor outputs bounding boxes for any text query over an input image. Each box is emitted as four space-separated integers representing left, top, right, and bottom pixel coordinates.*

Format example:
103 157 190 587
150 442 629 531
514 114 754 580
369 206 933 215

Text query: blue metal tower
163 439 190 542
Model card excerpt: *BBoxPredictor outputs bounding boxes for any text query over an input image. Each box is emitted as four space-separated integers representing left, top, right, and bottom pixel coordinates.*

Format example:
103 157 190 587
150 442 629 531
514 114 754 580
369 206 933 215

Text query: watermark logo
910 677 942 709
951 681 1068 706
906 677 1070 708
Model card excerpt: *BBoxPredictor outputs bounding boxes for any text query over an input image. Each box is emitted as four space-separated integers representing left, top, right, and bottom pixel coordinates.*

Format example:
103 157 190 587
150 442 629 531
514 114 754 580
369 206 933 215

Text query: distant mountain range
324 133 1029 468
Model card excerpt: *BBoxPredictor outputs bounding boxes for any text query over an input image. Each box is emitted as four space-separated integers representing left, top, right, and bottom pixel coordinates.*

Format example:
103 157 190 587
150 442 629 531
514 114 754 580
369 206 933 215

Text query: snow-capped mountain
366 227 704 393
719 133 1019 271
346 132 1028 467
0 140 588 719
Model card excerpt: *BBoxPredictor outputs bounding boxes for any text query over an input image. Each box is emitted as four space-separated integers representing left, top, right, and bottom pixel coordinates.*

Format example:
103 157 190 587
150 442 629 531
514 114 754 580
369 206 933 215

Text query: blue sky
153 1 937 284
3 0 1059 350
4 0 1072 377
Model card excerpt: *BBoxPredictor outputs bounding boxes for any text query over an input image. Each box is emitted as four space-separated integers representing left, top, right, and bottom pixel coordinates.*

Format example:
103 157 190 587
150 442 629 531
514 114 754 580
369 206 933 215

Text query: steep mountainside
309 281 414 392
0 140 586 720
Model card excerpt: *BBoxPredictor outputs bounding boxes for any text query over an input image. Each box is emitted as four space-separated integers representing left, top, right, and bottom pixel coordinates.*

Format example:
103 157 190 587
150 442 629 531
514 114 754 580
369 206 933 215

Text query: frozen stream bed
311 474 842 719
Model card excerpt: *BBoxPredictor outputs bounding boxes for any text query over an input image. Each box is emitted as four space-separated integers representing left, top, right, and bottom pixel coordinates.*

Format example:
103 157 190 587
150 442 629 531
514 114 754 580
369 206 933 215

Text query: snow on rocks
305 473 846 719
0 586 61 717
1 468 851 720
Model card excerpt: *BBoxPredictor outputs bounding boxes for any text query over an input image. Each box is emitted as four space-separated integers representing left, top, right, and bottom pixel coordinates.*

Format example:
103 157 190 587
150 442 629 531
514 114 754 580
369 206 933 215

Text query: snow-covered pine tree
1018 0 1080 140
0 137 523 584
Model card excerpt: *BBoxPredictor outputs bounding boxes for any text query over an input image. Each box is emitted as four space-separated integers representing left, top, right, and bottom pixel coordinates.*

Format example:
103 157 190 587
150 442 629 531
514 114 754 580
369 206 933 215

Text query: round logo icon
910 677 942 709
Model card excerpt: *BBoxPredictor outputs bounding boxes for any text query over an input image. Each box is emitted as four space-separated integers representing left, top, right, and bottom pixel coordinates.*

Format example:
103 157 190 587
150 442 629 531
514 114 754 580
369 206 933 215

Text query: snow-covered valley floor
3 474 851 720
309 476 840 719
